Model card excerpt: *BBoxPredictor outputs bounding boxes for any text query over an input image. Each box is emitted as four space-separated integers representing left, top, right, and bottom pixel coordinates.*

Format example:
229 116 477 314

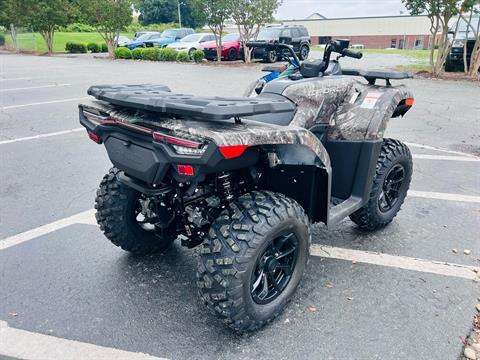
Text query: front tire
227 48 237 61
197 191 311 332
350 139 412 230
95 168 175 255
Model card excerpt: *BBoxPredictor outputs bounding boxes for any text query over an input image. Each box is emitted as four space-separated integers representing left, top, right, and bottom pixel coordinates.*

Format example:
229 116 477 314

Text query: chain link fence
6 25 39 52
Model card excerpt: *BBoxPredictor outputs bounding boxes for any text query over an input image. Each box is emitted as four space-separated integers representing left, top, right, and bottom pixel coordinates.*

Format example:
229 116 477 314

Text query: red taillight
87 131 101 144
177 164 194 176
219 145 248 159
153 132 201 148
405 98 414 106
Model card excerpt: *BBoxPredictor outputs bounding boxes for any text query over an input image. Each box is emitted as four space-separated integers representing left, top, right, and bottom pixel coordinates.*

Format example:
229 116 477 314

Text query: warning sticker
360 91 383 109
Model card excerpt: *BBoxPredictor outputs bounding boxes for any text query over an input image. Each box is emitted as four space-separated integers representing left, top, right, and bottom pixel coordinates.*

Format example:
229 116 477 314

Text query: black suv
252 25 311 63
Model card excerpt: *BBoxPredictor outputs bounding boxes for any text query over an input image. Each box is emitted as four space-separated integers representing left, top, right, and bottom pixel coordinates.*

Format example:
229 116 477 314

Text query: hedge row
65 42 108 53
115 47 205 63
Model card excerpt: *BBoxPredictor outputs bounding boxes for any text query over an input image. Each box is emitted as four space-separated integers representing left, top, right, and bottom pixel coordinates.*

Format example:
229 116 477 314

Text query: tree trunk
40 28 55 54
429 17 439 69
106 38 116 59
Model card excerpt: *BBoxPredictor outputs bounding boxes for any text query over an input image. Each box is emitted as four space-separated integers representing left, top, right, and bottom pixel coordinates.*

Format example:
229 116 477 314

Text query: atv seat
342 69 412 85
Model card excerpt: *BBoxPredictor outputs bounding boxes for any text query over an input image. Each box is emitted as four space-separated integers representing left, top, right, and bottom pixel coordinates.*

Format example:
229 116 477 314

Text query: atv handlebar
340 48 363 59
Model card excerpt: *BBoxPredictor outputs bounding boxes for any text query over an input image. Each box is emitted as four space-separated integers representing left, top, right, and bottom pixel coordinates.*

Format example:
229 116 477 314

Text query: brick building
282 15 434 50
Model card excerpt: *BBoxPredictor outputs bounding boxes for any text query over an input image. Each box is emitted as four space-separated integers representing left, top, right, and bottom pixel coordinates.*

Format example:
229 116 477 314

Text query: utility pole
178 1 182 27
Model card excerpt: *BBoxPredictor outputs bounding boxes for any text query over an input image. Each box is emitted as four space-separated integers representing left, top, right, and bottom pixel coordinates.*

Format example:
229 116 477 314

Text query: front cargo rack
87 84 295 121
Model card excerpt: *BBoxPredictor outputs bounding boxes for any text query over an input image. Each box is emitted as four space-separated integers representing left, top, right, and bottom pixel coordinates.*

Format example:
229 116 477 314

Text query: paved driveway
0 53 479 360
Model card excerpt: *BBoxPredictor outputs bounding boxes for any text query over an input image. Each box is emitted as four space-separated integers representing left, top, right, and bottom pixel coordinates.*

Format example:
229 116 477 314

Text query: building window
391 39 397 48
415 39 422 48
399 39 405 49
319 36 332 45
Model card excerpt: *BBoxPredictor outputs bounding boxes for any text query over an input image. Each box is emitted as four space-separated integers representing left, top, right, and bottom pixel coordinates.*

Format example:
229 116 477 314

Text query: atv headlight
452 39 465 48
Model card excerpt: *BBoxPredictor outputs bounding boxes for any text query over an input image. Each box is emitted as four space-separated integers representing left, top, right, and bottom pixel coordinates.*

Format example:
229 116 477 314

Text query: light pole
178 1 182 27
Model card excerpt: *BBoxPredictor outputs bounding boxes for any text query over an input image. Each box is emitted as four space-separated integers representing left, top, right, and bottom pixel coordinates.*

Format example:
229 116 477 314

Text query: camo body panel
81 100 331 171
247 76 413 141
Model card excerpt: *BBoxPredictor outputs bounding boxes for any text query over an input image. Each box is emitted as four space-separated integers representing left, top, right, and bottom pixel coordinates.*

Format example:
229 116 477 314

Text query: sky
275 0 409 20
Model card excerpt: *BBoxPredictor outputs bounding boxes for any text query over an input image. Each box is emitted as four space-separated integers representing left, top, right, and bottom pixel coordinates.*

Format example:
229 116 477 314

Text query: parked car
445 16 479 72
167 33 216 56
144 28 195 48
203 33 243 61
124 32 160 50
251 25 310 63
116 36 130 47
133 31 157 40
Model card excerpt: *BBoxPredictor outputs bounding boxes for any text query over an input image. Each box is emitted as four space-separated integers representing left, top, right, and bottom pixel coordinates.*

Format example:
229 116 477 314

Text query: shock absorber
217 172 234 201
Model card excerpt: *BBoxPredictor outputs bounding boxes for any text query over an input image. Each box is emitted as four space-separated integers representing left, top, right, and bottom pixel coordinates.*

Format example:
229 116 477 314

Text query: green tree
193 0 232 62
402 0 462 74
80 0 133 58
231 0 282 62
138 0 177 25
136 0 199 28
1 0 76 54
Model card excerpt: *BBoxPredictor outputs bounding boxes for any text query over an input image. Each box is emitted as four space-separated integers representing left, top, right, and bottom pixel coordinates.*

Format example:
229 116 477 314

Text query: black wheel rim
378 164 406 212
251 232 298 304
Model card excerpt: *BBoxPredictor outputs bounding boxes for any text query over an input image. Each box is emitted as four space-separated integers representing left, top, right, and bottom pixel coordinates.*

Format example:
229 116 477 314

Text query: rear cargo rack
341 69 412 85
88 84 295 121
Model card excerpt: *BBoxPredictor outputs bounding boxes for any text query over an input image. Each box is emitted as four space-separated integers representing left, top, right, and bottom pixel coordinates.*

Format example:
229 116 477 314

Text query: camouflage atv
79 40 414 332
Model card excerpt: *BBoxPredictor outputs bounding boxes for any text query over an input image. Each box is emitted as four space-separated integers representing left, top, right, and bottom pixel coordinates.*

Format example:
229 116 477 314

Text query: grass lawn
311 46 431 62
3 32 133 53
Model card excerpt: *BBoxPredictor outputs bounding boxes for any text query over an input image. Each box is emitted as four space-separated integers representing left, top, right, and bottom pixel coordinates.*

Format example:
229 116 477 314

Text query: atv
79 39 414 332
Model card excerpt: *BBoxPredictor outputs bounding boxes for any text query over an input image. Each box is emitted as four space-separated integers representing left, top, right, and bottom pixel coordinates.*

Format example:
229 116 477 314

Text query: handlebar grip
341 48 363 59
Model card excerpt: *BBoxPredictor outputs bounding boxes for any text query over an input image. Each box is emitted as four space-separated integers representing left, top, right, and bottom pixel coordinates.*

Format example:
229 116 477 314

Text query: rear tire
349 139 412 231
299 45 309 60
265 50 277 63
95 168 175 255
197 191 310 333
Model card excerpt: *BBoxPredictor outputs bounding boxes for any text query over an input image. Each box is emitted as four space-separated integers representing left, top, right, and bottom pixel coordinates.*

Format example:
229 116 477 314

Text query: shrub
141 47 160 61
87 42 101 53
101 43 108 52
65 42 87 53
176 51 191 62
0 33 5 47
60 23 96 32
191 49 205 63
115 47 132 59
132 47 144 60
158 47 177 61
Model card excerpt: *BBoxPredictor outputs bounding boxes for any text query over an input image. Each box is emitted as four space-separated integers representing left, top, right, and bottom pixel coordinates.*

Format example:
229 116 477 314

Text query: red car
202 33 243 61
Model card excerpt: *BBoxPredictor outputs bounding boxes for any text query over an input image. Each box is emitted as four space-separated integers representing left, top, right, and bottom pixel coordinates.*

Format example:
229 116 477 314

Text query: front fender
330 84 414 140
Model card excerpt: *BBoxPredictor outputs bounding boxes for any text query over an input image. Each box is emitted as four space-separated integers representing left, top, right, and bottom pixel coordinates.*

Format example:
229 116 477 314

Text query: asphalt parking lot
1 53 479 360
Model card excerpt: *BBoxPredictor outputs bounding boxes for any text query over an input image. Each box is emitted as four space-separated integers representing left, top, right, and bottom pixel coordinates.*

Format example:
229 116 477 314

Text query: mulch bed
415 70 479 82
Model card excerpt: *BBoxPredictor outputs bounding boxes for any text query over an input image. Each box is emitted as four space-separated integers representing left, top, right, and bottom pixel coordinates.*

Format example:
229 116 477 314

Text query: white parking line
0 321 168 360
1 189 478 251
0 210 95 251
0 97 90 110
412 154 480 162
311 245 479 280
0 84 71 92
409 190 480 203
0 77 35 82
405 142 480 159
0 128 84 145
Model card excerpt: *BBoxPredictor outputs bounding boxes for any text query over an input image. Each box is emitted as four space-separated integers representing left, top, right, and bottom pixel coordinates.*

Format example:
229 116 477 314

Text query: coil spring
217 172 233 201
